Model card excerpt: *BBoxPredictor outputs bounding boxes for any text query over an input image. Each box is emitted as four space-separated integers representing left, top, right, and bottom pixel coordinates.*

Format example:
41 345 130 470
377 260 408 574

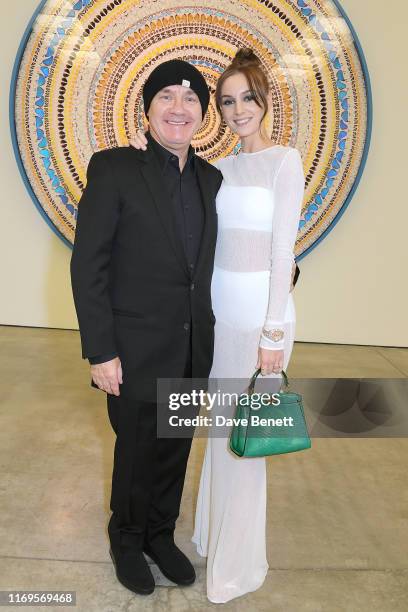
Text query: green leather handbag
229 368 311 457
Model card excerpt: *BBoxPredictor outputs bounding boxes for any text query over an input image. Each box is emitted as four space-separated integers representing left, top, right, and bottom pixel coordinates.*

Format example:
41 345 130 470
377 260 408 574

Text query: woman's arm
260 148 304 351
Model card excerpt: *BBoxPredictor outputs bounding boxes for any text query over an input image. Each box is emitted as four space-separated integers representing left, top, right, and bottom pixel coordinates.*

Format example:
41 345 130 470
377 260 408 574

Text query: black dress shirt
146 131 204 271
88 132 204 365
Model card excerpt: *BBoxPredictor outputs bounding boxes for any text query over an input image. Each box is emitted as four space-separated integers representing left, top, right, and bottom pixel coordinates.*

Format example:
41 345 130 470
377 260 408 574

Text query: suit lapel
131 144 217 281
194 157 217 280
133 145 190 278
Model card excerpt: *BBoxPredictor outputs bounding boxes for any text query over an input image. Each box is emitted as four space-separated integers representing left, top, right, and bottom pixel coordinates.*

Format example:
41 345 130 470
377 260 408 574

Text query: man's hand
129 130 148 151
91 357 123 396
290 261 297 293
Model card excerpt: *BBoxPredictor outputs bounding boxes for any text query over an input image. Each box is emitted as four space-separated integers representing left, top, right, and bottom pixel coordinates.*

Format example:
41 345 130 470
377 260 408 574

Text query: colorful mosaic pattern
11 0 371 257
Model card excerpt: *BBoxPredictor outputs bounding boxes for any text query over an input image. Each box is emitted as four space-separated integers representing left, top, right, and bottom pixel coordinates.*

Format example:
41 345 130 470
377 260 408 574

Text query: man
71 60 223 595
71 58 300 596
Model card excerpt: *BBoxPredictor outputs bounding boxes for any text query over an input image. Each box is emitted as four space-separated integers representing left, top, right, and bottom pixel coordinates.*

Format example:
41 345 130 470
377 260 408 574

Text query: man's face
147 85 203 152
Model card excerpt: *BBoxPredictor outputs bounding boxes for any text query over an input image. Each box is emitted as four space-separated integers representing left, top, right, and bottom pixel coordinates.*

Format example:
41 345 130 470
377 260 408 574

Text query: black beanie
143 59 210 119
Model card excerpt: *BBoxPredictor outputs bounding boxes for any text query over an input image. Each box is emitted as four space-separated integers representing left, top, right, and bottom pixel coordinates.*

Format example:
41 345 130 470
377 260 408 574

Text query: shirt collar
146 131 196 173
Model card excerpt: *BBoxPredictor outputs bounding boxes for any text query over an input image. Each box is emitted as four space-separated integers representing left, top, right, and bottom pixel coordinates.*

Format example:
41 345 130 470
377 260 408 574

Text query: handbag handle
247 368 289 395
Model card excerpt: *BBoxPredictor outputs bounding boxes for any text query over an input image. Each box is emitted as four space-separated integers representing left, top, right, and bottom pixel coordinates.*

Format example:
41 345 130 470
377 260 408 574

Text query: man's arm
70 150 121 360
89 352 118 365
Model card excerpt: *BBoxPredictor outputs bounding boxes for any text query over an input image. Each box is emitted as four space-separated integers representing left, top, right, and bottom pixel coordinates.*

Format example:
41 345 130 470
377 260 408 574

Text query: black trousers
107 338 194 550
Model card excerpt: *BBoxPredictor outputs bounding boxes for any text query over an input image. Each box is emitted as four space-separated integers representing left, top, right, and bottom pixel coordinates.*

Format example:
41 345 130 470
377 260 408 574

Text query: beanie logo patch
182 79 190 88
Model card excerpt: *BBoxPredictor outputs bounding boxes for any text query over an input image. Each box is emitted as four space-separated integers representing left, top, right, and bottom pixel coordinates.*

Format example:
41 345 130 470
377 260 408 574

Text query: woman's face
219 72 266 137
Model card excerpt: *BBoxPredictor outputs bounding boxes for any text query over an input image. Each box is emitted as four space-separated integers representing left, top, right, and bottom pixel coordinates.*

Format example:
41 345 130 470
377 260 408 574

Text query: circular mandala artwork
11 0 371 258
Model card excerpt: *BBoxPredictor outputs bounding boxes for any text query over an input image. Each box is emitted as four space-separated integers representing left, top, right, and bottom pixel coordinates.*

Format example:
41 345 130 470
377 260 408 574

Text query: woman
130 48 304 603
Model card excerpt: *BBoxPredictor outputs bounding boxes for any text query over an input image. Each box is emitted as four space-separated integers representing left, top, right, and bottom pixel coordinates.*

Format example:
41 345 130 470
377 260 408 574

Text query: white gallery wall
1 0 407 347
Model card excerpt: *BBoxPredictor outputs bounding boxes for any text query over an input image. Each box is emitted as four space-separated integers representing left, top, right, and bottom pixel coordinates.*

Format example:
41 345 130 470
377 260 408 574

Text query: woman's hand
256 347 284 375
129 130 148 150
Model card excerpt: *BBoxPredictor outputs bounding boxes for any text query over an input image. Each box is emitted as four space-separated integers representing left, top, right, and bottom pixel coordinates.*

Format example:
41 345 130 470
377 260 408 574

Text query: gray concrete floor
0 325 407 611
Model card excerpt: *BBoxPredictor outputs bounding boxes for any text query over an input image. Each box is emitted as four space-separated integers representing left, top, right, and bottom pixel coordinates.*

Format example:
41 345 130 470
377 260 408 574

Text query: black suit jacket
70 144 223 400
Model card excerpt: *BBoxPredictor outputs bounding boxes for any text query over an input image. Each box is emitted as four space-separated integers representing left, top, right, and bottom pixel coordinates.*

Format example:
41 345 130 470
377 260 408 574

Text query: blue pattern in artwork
296 0 349 230
33 0 90 220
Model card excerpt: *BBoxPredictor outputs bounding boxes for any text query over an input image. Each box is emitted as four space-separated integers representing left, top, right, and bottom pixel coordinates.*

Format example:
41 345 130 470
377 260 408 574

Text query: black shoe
144 539 196 586
109 547 155 595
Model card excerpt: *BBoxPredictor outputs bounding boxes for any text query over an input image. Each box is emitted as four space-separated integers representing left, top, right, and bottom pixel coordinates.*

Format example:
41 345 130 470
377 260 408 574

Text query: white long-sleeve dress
192 145 304 603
